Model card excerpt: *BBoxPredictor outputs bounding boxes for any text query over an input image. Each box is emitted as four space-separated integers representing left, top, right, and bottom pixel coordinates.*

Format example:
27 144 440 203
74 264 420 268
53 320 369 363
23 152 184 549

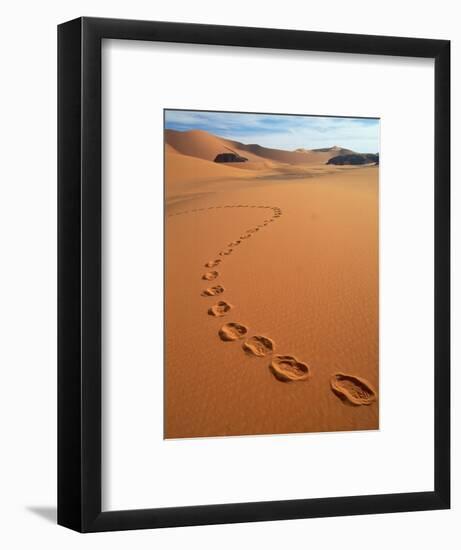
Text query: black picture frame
58 16 450 532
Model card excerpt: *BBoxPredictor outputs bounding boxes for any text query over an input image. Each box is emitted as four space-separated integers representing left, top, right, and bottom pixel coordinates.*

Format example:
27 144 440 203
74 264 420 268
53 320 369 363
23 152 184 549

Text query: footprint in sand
228 240 241 247
201 285 225 297
240 234 252 239
269 355 310 382
208 301 233 317
330 373 377 405
204 259 221 268
202 271 219 281
219 322 248 341
242 336 275 357
219 249 233 256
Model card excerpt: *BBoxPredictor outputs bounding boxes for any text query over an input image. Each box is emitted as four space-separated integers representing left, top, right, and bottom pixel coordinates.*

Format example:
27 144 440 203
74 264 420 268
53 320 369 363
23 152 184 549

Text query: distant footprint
242 336 275 357
330 373 377 405
219 249 233 256
202 271 219 281
208 301 233 317
219 322 248 341
228 240 241 247
204 259 221 268
201 285 225 297
269 355 310 382
240 234 251 239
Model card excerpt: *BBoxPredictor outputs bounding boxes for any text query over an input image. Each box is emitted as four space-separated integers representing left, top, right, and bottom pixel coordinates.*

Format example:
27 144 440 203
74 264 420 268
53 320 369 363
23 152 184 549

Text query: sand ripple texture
166 167 379 438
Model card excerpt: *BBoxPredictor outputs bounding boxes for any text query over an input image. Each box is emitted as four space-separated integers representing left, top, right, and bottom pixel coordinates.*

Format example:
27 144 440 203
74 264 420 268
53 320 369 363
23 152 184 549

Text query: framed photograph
58 17 450 532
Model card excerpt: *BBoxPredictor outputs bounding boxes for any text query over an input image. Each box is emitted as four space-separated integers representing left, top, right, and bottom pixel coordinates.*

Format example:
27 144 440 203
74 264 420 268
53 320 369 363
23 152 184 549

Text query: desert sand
165 129 379 438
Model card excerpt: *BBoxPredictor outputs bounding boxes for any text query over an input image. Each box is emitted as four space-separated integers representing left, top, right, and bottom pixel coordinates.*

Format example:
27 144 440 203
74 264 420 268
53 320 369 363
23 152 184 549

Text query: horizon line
165 127 379 155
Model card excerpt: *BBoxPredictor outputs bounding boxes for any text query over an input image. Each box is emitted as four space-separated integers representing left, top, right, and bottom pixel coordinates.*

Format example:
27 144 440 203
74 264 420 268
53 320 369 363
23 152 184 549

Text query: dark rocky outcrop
327 153 379 166
214 152 248 163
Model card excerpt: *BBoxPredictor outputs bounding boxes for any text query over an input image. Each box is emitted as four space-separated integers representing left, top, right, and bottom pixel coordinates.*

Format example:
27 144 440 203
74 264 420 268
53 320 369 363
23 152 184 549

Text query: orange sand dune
165 146 369 206
165 149 259 203
165 129 353 166
165 139 379 438
225 140 340 164
165 129 267 163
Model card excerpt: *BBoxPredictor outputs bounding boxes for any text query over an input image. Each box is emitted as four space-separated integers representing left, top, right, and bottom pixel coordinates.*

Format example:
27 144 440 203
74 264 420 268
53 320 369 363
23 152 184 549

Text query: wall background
0 1 457 548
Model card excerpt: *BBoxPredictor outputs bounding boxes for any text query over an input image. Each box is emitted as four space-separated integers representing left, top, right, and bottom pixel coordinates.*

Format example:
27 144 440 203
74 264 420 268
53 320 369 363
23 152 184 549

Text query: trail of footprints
170 204 377 405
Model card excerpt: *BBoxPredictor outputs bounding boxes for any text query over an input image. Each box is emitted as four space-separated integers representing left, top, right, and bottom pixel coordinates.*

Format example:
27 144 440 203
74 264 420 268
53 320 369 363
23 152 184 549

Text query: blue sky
165 110 380 153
